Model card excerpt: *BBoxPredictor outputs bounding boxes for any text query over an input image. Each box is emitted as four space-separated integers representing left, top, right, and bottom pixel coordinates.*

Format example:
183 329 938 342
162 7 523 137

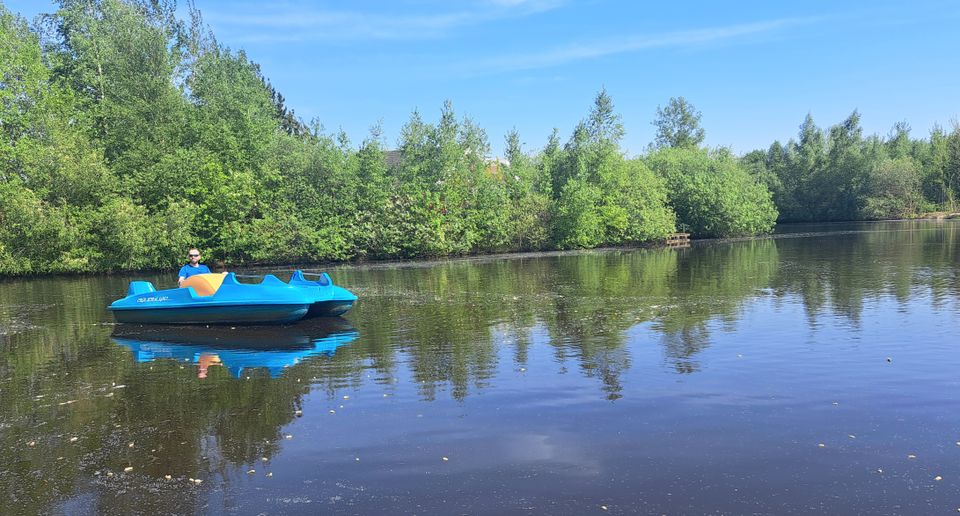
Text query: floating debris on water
907 454 916 459
294 410 302 417
266 472 273 478
442 456 449 461
165 475 172 480
247 469 256 474
124 466 133 473
69 437 78 442
818 443 825 448
935 475 943 481
128 442 135 448
261 457 268 462
284 434 293 440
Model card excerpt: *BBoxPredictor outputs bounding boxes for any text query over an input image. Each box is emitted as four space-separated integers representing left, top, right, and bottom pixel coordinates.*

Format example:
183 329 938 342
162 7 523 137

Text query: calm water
2 220 960 515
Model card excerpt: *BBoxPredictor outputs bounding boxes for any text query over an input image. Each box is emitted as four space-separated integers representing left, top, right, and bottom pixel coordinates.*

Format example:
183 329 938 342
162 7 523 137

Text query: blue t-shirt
178 263 211 279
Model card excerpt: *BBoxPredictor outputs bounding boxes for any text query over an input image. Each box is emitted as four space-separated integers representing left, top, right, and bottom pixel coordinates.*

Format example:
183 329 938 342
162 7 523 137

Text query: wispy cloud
204 0 564 42
472 17 823 74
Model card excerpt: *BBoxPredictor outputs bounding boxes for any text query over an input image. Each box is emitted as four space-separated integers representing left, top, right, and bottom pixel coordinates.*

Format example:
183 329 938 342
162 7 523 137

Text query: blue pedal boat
108 272 313 325
287 270 358 317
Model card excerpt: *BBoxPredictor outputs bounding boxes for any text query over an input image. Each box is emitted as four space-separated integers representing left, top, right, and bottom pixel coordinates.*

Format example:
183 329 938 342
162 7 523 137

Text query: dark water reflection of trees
1 221 958 512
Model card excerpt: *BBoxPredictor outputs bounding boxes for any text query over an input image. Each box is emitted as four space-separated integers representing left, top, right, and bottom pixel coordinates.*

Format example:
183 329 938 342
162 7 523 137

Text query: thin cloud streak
473 17 824 74
204 1 565 42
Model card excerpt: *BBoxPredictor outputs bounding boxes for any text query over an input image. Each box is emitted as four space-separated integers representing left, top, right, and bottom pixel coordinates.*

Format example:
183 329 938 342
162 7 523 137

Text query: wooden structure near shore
665 233 691 248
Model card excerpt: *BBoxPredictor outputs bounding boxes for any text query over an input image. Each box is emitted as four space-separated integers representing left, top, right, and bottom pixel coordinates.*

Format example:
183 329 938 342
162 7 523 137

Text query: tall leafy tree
45 0 188 184
651 96 705 149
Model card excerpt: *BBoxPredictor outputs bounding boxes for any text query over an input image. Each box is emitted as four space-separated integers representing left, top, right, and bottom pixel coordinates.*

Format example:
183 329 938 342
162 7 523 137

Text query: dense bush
647 148 777 238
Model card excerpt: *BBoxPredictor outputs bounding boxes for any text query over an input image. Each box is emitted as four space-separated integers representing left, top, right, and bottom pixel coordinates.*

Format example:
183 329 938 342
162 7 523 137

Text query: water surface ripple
1 220 959 514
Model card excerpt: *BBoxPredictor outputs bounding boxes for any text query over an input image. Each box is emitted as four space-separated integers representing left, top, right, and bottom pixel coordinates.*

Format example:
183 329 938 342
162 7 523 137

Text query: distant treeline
1 1 958 275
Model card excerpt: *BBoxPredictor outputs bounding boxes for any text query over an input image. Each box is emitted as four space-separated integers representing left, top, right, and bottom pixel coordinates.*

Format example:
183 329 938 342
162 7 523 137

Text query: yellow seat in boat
181 273 225 296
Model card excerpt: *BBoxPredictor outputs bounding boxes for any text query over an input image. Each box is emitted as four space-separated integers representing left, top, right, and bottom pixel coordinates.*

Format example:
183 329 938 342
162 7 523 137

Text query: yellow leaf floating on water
128 442 135 448
164 475 172 480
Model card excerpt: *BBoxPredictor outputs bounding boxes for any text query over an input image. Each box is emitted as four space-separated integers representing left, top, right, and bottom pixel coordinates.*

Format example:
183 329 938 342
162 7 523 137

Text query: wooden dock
665 233 691 248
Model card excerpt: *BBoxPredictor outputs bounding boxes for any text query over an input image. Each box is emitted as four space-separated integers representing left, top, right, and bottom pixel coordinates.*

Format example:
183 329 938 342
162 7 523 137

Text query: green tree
651 96 705 149
862 157 922 219
46 0 188 183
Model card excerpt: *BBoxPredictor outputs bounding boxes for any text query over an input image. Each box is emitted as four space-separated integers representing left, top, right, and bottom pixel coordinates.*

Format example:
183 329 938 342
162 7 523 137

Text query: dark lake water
2 220 960 514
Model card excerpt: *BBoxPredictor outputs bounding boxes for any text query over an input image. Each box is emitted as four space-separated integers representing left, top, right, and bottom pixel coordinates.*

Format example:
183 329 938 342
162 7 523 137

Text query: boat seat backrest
128 281 156 296
181 273 226 296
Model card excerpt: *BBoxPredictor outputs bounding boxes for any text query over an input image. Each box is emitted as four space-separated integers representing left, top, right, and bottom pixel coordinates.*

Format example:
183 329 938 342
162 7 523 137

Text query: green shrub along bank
1 1 956 276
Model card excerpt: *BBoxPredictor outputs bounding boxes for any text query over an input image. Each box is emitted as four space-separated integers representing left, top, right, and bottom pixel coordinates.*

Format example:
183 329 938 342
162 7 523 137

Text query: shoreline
3 218 959 281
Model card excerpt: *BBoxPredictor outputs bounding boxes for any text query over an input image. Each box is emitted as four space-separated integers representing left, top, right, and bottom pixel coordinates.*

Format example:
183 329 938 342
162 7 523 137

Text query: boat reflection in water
111 318 358 378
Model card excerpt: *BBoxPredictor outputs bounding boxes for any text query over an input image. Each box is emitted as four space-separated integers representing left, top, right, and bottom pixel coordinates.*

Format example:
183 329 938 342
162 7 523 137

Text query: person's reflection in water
197 353 222 379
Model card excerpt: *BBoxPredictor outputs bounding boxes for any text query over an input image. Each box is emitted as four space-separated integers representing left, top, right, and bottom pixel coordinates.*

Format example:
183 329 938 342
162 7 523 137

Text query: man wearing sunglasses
178 248 211 287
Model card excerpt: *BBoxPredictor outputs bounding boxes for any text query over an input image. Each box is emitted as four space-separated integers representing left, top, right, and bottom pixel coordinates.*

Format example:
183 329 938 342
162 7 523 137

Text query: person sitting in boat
178 248 211 287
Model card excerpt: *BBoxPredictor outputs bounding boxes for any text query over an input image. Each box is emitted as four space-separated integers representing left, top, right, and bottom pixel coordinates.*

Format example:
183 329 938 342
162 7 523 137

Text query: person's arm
178 276 186 287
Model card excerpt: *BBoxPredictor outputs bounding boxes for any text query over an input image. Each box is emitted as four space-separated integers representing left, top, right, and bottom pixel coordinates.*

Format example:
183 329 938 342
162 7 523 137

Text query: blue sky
7 0 960 156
